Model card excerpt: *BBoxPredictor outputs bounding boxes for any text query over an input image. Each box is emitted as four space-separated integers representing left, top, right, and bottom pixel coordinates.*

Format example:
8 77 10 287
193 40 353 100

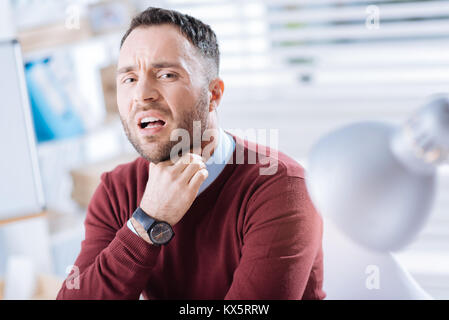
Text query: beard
120 88 210 164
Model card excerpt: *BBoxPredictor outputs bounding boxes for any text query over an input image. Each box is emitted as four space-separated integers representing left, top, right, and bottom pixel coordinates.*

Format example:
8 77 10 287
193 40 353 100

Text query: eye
123 77 136 84
160 73 178 80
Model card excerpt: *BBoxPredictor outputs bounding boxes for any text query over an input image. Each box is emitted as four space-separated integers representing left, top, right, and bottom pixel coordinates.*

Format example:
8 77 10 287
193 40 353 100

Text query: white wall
0 0 15 41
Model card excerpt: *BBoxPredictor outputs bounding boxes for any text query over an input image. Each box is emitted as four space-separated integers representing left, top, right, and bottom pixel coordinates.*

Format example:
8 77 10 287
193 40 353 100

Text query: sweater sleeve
56 172 161 300
224 174 326 300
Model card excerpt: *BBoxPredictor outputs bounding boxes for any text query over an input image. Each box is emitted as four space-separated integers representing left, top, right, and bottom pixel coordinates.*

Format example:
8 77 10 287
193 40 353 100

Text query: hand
139 153 208 228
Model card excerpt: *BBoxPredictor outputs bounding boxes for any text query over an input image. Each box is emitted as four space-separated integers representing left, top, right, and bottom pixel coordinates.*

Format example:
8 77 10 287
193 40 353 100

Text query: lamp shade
306 96 449 252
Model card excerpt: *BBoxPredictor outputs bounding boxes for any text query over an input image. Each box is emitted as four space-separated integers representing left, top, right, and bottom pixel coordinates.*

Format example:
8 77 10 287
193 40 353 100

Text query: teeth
141 117 160 124
146 123 162 128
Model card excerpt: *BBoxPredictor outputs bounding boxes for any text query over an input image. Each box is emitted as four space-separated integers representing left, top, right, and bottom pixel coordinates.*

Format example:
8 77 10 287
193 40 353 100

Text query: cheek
164 86 201 119
116 85 133 117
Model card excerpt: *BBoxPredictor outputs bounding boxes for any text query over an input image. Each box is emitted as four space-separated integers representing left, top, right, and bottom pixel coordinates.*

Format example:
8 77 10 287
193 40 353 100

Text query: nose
133 77 160 104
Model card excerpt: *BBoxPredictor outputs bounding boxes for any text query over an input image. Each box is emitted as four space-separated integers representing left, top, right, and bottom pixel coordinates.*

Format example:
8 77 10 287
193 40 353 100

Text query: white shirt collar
197 128 235 196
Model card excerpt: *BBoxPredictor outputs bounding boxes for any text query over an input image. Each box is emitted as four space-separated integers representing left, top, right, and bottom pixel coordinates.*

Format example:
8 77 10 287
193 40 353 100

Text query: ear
208 78 224 113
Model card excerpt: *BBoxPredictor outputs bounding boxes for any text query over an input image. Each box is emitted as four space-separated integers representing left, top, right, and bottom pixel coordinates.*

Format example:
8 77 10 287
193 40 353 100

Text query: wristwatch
132 207 175 246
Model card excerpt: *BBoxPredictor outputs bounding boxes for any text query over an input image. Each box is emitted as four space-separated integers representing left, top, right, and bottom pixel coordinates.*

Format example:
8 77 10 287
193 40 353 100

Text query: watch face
149 222 174 245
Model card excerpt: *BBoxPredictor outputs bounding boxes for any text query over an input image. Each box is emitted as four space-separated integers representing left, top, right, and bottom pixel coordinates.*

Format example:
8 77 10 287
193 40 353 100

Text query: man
57 7 325 300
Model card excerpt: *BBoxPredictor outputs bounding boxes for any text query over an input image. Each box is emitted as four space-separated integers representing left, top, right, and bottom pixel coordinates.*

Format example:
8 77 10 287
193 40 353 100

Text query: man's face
116 24 211 163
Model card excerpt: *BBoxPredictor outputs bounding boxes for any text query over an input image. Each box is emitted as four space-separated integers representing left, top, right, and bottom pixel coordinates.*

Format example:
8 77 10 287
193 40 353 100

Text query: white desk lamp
306 95 449 252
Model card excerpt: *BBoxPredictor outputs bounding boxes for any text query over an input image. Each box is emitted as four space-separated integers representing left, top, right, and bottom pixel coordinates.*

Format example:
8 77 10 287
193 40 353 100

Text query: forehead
118 24 200 68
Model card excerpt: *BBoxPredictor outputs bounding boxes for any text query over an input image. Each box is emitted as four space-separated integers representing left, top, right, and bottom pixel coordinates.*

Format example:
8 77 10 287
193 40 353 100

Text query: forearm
57 225 161 300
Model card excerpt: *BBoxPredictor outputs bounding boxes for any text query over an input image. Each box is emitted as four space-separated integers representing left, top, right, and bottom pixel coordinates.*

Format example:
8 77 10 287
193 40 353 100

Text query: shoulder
229 133 306 188
222 133 315 222
230 135 322 241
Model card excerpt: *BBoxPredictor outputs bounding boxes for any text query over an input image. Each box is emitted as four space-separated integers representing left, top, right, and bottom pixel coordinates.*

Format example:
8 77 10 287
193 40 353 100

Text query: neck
194 112 220 162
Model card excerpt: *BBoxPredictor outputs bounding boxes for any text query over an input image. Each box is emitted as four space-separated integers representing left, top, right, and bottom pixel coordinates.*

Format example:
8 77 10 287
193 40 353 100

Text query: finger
148 161 155 175
189 168 209 191
171 153 192 175
180 160 206 182
172 153 204 175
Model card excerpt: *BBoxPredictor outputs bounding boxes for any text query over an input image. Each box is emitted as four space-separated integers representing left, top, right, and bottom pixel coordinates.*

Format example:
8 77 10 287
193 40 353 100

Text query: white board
0 40 45 220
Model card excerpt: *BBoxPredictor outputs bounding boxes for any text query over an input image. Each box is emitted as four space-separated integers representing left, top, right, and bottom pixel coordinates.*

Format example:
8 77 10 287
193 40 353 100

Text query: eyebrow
116 62 184 76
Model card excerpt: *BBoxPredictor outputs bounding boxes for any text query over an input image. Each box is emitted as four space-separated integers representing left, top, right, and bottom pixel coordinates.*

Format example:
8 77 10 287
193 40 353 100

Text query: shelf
18 19 92 53
0 211 47 227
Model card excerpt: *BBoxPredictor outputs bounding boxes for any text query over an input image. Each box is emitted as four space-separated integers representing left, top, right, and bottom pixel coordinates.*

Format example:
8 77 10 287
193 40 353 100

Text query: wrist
132 207 175 246
130 217 154 245
139 205 176 227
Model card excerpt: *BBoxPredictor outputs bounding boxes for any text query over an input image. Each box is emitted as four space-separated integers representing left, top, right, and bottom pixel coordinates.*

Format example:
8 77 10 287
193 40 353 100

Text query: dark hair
120 7 220 78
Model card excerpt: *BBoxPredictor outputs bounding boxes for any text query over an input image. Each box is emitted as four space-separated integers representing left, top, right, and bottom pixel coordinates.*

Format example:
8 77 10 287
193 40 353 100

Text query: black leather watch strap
132 207 156 231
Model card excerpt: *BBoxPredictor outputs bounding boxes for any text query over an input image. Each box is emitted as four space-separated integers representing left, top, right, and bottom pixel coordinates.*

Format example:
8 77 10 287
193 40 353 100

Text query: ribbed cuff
108 224 161 269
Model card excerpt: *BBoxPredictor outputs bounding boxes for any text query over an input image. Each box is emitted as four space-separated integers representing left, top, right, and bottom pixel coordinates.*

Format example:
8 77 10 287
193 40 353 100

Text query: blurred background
0 0 448 299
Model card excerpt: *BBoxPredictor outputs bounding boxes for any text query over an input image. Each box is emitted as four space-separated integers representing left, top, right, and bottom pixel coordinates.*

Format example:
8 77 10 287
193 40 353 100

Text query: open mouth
139 117 167 129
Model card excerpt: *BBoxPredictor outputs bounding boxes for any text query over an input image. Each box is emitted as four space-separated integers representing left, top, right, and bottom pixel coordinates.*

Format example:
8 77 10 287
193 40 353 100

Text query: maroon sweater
57 135 325 300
